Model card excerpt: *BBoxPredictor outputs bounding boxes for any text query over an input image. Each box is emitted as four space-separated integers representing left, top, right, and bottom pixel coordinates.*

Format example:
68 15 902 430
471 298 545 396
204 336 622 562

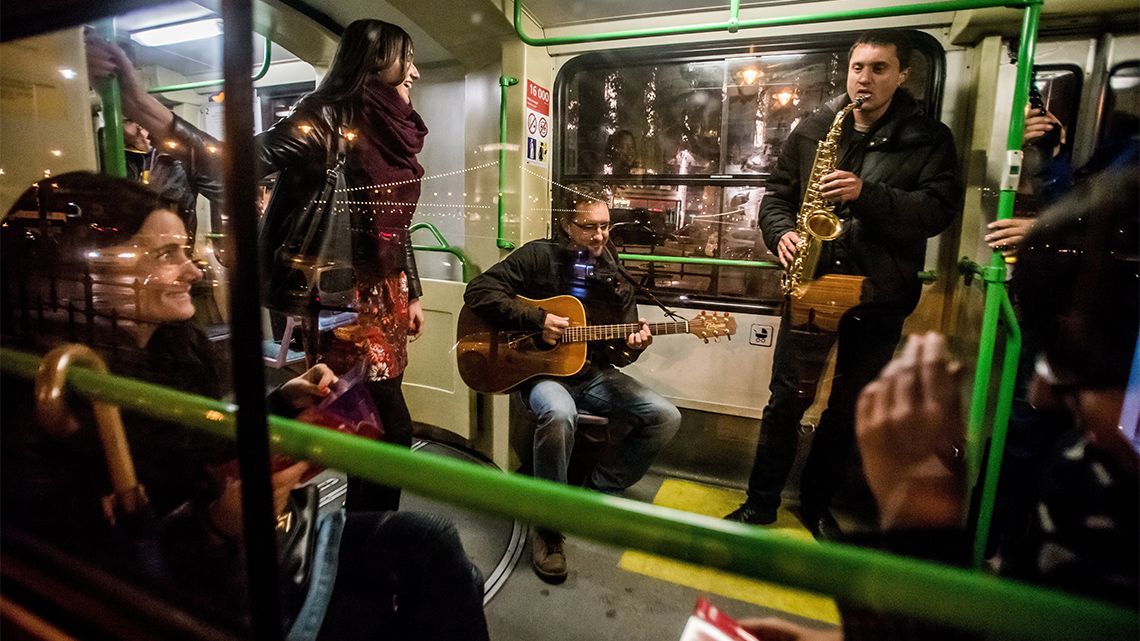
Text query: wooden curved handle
34 344 148 519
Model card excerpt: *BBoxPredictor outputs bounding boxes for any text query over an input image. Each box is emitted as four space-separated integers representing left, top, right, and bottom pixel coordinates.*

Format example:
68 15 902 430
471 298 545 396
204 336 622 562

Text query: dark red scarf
350 74 429 227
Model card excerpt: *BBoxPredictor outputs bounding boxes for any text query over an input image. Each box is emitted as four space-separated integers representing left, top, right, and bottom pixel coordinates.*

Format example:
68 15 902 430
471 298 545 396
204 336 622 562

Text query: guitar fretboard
561 321 689 343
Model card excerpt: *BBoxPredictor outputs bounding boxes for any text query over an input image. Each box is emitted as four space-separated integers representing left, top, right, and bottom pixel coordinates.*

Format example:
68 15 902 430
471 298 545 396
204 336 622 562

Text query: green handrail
963 1 1039 569
513 0 1040 47
497 76 519 250
147 32 272 94
409 221 481 281
618 254 941 283
95 20 127 178
0 347 1132 641
617 253 780 269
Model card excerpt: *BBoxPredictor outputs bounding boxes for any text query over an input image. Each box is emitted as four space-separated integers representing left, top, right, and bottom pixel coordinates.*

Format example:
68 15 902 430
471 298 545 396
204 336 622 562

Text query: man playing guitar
463 185 681 585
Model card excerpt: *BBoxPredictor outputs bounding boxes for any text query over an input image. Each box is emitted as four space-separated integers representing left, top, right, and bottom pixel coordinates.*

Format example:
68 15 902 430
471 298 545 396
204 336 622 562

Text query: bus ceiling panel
381 0 517 71
1 0 182 43
520 0 995 55
283 0 463 68
949 0 1140 45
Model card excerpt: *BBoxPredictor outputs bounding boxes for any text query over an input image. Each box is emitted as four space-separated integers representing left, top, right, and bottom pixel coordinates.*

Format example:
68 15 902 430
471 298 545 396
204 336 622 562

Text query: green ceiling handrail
514 0 1041 47
147 31 273 94
0 345 1133 641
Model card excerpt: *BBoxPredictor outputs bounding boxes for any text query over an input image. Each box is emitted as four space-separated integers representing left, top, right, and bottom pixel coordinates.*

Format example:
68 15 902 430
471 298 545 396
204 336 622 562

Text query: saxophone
779 99 867 407
781 97 863 298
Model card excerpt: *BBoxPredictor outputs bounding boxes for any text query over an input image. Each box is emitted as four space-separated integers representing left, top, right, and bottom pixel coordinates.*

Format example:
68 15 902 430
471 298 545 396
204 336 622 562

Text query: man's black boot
725 502 777 526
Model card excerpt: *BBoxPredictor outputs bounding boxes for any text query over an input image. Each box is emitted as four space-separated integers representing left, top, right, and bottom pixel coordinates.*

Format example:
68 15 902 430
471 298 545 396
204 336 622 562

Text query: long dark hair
307 20 413 106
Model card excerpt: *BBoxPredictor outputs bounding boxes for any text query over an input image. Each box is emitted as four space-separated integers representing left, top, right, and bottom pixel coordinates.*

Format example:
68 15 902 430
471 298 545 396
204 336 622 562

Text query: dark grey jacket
758 90 963 314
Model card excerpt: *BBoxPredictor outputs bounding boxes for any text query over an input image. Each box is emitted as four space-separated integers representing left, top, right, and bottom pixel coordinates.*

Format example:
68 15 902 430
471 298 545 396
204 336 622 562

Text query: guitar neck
561 320 689 343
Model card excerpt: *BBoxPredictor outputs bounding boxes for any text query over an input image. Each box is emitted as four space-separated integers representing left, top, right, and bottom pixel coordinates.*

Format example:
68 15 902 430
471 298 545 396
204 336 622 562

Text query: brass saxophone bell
806 208 843 241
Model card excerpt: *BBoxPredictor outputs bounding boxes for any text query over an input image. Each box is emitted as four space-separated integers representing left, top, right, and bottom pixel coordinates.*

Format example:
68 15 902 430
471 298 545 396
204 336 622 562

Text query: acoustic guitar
456 295 736 394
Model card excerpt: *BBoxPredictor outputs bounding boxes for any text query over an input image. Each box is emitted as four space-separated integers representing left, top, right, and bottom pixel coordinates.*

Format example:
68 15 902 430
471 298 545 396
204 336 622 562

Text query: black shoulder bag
265 132 357 315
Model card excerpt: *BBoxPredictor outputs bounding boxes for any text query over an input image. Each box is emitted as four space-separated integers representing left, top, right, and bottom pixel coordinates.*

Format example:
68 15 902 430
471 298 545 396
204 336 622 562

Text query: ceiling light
130 18 222 47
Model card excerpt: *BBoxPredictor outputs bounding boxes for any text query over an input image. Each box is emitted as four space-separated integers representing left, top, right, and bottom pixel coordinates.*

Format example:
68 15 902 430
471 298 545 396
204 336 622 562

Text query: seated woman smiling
0 172 489 641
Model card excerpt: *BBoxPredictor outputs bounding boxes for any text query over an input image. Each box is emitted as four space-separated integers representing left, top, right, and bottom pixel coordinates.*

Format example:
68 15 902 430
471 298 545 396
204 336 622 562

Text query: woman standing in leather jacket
87 21 430 511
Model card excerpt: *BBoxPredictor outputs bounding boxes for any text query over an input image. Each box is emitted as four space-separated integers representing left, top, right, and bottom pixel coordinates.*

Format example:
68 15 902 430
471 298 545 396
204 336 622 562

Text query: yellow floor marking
618 479 840 624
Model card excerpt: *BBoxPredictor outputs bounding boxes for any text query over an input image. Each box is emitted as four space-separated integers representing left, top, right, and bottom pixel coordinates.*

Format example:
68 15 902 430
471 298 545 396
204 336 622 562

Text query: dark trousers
317 511 489 641
745 307 904 512
347 375 414 512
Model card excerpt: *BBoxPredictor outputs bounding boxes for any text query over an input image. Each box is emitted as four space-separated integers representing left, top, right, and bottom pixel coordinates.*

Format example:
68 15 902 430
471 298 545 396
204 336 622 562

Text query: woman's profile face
99 209 201 325
379 47 420 105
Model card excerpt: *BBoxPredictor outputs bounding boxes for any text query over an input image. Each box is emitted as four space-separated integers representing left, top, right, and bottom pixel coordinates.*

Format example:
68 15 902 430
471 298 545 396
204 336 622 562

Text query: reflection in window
1033 66 1082 161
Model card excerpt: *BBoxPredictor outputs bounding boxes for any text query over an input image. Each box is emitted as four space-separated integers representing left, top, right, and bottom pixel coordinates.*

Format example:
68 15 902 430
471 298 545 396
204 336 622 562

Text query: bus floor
400 439 841 641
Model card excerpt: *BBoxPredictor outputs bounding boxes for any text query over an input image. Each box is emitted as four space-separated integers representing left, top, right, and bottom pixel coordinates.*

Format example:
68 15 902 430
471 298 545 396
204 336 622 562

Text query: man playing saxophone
727 30 964 536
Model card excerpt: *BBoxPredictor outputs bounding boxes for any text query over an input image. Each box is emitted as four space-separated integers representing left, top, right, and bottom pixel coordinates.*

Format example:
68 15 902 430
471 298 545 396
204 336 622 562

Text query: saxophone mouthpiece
854 97 866 108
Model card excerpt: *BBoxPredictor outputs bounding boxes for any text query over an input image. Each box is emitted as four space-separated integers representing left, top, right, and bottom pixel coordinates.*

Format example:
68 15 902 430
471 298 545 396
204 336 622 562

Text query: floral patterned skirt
322 272 409 381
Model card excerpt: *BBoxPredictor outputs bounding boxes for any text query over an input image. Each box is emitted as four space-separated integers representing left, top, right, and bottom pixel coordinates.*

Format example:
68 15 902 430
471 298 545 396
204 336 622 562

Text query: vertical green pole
973 296 1023 566
966 1 1040 568
498 75 519 250
94 20 127 178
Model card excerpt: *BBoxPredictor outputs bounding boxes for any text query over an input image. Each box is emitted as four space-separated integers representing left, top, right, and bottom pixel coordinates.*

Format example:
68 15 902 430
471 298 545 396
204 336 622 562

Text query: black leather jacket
165 99 422 300
758 90 963 315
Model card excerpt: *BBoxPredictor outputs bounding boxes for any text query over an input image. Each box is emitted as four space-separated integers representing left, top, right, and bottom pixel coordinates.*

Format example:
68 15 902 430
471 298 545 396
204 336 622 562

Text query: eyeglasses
569 220 611 234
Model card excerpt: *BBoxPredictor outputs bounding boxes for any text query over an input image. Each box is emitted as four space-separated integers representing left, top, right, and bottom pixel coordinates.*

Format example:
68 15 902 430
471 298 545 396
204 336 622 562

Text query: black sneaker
725 503 778 525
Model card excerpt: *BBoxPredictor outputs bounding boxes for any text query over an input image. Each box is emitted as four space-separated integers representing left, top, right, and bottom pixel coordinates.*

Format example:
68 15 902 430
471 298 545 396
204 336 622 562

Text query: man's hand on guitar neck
626 319 653 351
542 313 570 345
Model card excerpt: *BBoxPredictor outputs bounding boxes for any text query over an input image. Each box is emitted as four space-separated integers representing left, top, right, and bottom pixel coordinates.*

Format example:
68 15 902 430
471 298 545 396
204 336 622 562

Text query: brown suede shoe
531 529 567 584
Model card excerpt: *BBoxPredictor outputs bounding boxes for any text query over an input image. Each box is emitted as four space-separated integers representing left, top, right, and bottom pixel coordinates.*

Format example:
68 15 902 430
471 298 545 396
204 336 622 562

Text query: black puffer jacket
165 100 422 300
463 238 644 371
758 90 963 315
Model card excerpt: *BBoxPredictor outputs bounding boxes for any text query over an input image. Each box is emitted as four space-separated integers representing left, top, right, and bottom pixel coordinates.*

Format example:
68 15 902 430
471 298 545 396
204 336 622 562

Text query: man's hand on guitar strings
626 319 654 351
542 313 570 345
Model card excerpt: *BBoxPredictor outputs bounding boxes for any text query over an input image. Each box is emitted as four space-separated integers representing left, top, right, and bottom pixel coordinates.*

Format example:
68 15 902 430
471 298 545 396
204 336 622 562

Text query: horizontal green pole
618 252 780 269
148 32 272 94
620 254 939 285
515 0 1040 47
1 347 1133 640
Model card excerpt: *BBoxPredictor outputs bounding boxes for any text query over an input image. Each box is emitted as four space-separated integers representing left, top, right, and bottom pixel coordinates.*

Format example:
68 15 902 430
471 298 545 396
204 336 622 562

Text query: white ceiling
113 0 770 79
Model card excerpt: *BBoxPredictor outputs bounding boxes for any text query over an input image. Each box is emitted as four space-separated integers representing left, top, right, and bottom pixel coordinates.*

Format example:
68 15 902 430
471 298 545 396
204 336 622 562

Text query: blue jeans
522 366 681 493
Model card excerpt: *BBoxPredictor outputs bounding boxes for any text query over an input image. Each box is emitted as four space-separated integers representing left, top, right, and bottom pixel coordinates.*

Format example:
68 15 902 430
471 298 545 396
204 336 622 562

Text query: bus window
555 31 946 306
1099 61 1140 150
1033 65 1082 161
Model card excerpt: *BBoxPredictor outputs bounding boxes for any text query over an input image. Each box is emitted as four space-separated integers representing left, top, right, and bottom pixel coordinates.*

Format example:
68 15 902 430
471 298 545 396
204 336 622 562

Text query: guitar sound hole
532 335 557 351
